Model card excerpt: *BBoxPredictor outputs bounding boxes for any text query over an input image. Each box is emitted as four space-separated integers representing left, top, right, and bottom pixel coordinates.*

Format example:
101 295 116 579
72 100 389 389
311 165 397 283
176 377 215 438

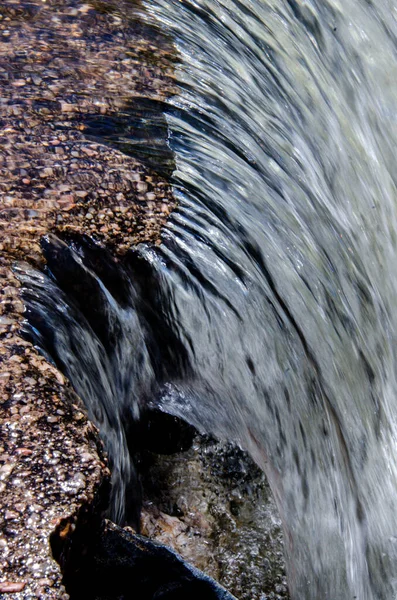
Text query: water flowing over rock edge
0 1 287 597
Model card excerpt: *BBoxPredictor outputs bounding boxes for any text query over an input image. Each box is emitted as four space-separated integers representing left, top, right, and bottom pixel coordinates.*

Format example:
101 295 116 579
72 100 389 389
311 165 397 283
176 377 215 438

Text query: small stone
82 147 95 157
137 182 148 193
15 448 33 456
61 103 74 113
0 463 15 481
12 79 26 87
57 195 75 211
40 167 54 178
0 582 26 593
29 504 44 513
5 510 19 520
79 452 94 463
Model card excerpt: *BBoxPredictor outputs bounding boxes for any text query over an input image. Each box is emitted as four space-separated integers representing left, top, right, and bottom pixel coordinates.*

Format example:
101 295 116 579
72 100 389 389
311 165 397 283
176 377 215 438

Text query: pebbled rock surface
0 1 177 598
0 0 177 266
0 266 109 598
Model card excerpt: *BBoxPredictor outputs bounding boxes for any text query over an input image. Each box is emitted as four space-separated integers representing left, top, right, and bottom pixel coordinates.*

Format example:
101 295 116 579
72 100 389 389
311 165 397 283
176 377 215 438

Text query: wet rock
0 0 178 265
0 582 27 593
0 0 178 594
62 520 236 600
0 261 111 599
140 436 289 600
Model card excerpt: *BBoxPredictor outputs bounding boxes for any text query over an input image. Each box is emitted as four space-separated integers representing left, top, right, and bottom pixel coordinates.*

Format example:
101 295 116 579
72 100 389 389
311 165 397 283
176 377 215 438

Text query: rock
0 582 26 593
0 0 177 267
139 436 288 600
61 103 74 113
0 258 111 598
61 520 236 600
0 0 179 596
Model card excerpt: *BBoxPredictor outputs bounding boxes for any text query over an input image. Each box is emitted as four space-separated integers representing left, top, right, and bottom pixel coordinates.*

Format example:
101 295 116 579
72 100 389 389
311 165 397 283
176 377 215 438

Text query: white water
138 1 397 597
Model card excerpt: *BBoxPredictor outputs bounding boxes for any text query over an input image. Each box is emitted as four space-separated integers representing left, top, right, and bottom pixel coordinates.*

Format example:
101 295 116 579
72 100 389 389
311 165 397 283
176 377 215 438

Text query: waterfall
19 0 397 598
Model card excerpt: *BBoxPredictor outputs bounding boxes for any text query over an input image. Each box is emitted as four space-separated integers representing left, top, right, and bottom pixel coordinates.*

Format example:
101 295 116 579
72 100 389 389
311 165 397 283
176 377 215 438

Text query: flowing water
18 0 397 598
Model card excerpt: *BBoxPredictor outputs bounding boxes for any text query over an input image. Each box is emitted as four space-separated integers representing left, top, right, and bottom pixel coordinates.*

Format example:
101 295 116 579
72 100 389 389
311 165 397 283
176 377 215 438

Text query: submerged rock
0 0 177 266
140 435 289 600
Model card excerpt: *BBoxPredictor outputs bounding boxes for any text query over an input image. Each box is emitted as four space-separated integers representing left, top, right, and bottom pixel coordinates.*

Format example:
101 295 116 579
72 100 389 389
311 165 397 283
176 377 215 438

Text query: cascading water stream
18 0 397 598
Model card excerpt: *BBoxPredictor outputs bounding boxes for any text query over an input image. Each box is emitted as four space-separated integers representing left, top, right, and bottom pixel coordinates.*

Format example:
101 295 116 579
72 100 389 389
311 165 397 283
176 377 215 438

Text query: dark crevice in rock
127 408 197 456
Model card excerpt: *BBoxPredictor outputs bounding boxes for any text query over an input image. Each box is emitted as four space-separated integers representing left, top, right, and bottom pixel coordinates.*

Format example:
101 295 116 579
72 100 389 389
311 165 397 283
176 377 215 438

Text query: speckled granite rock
0 260 110 598
0 1 177 597
0 0 177 266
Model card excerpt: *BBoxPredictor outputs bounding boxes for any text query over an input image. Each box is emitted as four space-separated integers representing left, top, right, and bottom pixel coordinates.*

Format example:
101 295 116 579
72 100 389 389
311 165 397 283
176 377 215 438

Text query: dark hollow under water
17 1 397 599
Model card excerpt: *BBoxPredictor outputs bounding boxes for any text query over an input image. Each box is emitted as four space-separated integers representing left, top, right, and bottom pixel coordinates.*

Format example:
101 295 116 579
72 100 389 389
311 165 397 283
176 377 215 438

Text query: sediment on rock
0 0 177 266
